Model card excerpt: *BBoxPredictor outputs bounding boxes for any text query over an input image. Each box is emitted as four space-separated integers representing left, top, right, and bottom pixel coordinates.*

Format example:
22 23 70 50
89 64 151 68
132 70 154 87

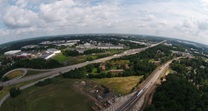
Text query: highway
116 58 179 111
0 41 165 87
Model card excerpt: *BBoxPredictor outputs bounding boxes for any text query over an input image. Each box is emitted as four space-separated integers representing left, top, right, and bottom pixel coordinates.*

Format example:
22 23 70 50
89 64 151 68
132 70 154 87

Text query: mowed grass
0 78 93 111
53 53 68 63
25 70 49 77
5 70 24 79
91 76 143 95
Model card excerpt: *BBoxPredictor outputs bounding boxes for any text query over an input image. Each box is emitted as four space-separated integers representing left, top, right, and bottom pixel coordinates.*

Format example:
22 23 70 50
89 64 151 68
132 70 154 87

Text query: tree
1 76 10 82
62 50 79 56
146 74 201 111
62 68 85 79
97 68 101 73
106 72 112 78
9 87 21 98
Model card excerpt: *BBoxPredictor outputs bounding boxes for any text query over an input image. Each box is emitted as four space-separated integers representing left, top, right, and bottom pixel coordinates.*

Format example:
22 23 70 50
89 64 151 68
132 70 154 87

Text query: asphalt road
116 58 180 111
0 41 165 87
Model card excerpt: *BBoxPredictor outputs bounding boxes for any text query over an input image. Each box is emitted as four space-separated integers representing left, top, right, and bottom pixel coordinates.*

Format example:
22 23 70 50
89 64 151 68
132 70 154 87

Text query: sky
0 0 208 45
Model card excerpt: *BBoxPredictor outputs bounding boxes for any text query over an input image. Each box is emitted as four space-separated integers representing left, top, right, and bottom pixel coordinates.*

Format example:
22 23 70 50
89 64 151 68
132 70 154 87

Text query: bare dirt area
73 80 117 111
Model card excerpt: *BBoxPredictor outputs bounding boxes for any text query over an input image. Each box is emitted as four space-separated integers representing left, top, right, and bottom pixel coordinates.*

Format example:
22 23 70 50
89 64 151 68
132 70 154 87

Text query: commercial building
21 45 39 49
47 48 61 54
4 50 21 55
40 48 61 60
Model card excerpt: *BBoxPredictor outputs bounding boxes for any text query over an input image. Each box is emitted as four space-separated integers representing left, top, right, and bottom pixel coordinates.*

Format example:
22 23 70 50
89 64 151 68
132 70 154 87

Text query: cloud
183 18 197 29
0 0 208 45
3 6 40 28
16 0 28 8
200 0 208 7
142 15 156 21
198 19 208 30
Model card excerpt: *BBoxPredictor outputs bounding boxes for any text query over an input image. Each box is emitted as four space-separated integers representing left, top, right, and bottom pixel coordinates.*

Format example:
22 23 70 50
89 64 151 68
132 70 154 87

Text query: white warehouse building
4 50 21 55
47 48 61 54
40 48 61 60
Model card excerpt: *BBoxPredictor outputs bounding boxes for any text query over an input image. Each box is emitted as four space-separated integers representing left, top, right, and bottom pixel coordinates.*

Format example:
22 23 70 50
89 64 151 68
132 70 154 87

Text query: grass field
25 70 49 77
53 53 68 63
5 70 24 79
0 78 45 100
91 76 143 95
0 78 93 111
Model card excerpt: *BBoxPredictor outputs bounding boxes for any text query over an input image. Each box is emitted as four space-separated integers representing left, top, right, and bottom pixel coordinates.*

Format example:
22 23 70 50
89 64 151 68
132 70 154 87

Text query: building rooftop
4 50 21 55
47 48 61 53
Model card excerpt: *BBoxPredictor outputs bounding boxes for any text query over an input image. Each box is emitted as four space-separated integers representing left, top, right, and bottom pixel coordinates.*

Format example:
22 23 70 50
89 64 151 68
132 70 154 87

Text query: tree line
0 58 62 80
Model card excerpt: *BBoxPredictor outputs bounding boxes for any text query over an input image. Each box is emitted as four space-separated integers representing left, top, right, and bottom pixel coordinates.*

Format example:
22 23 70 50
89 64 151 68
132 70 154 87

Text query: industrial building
4 50 22 55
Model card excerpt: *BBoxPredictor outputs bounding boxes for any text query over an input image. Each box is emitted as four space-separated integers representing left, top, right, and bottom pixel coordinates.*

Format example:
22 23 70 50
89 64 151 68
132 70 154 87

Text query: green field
0 78 93 111
5 70 24 79
91 76 143 95
53 53 68 63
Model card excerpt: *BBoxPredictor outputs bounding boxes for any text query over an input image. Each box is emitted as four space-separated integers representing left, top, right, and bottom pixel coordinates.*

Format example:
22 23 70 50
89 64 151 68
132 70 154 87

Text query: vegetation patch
35 78 53 87
146 58 208 111
53 53 68 63
9 87 21 98
91 76 143 95
5 70 24 79
25 70 49 77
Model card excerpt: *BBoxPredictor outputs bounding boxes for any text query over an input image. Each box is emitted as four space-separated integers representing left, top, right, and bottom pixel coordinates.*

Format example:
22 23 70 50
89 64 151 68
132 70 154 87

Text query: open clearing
0 78 93 111
91 76 143 95
5 70 24 79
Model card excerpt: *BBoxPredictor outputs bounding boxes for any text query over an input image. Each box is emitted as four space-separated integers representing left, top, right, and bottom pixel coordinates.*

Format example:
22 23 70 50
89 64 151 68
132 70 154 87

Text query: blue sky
0 0 208 44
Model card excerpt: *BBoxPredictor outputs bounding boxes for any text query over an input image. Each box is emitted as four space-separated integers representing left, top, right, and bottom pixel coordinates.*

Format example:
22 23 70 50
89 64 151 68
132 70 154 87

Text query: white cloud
16 0 28 8
0 0 208 45
183 18 197 29
198 19 208 30
200 0 208 6
3 6 40 28
142 15 156 21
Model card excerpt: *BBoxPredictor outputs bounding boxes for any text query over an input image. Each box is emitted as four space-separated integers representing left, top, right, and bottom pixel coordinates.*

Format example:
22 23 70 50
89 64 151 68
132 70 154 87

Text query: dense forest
145 57 208 111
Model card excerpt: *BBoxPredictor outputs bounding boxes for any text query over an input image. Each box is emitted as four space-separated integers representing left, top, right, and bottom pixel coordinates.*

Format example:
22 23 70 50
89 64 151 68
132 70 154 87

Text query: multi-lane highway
0 41 165 87
116 58 179 111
